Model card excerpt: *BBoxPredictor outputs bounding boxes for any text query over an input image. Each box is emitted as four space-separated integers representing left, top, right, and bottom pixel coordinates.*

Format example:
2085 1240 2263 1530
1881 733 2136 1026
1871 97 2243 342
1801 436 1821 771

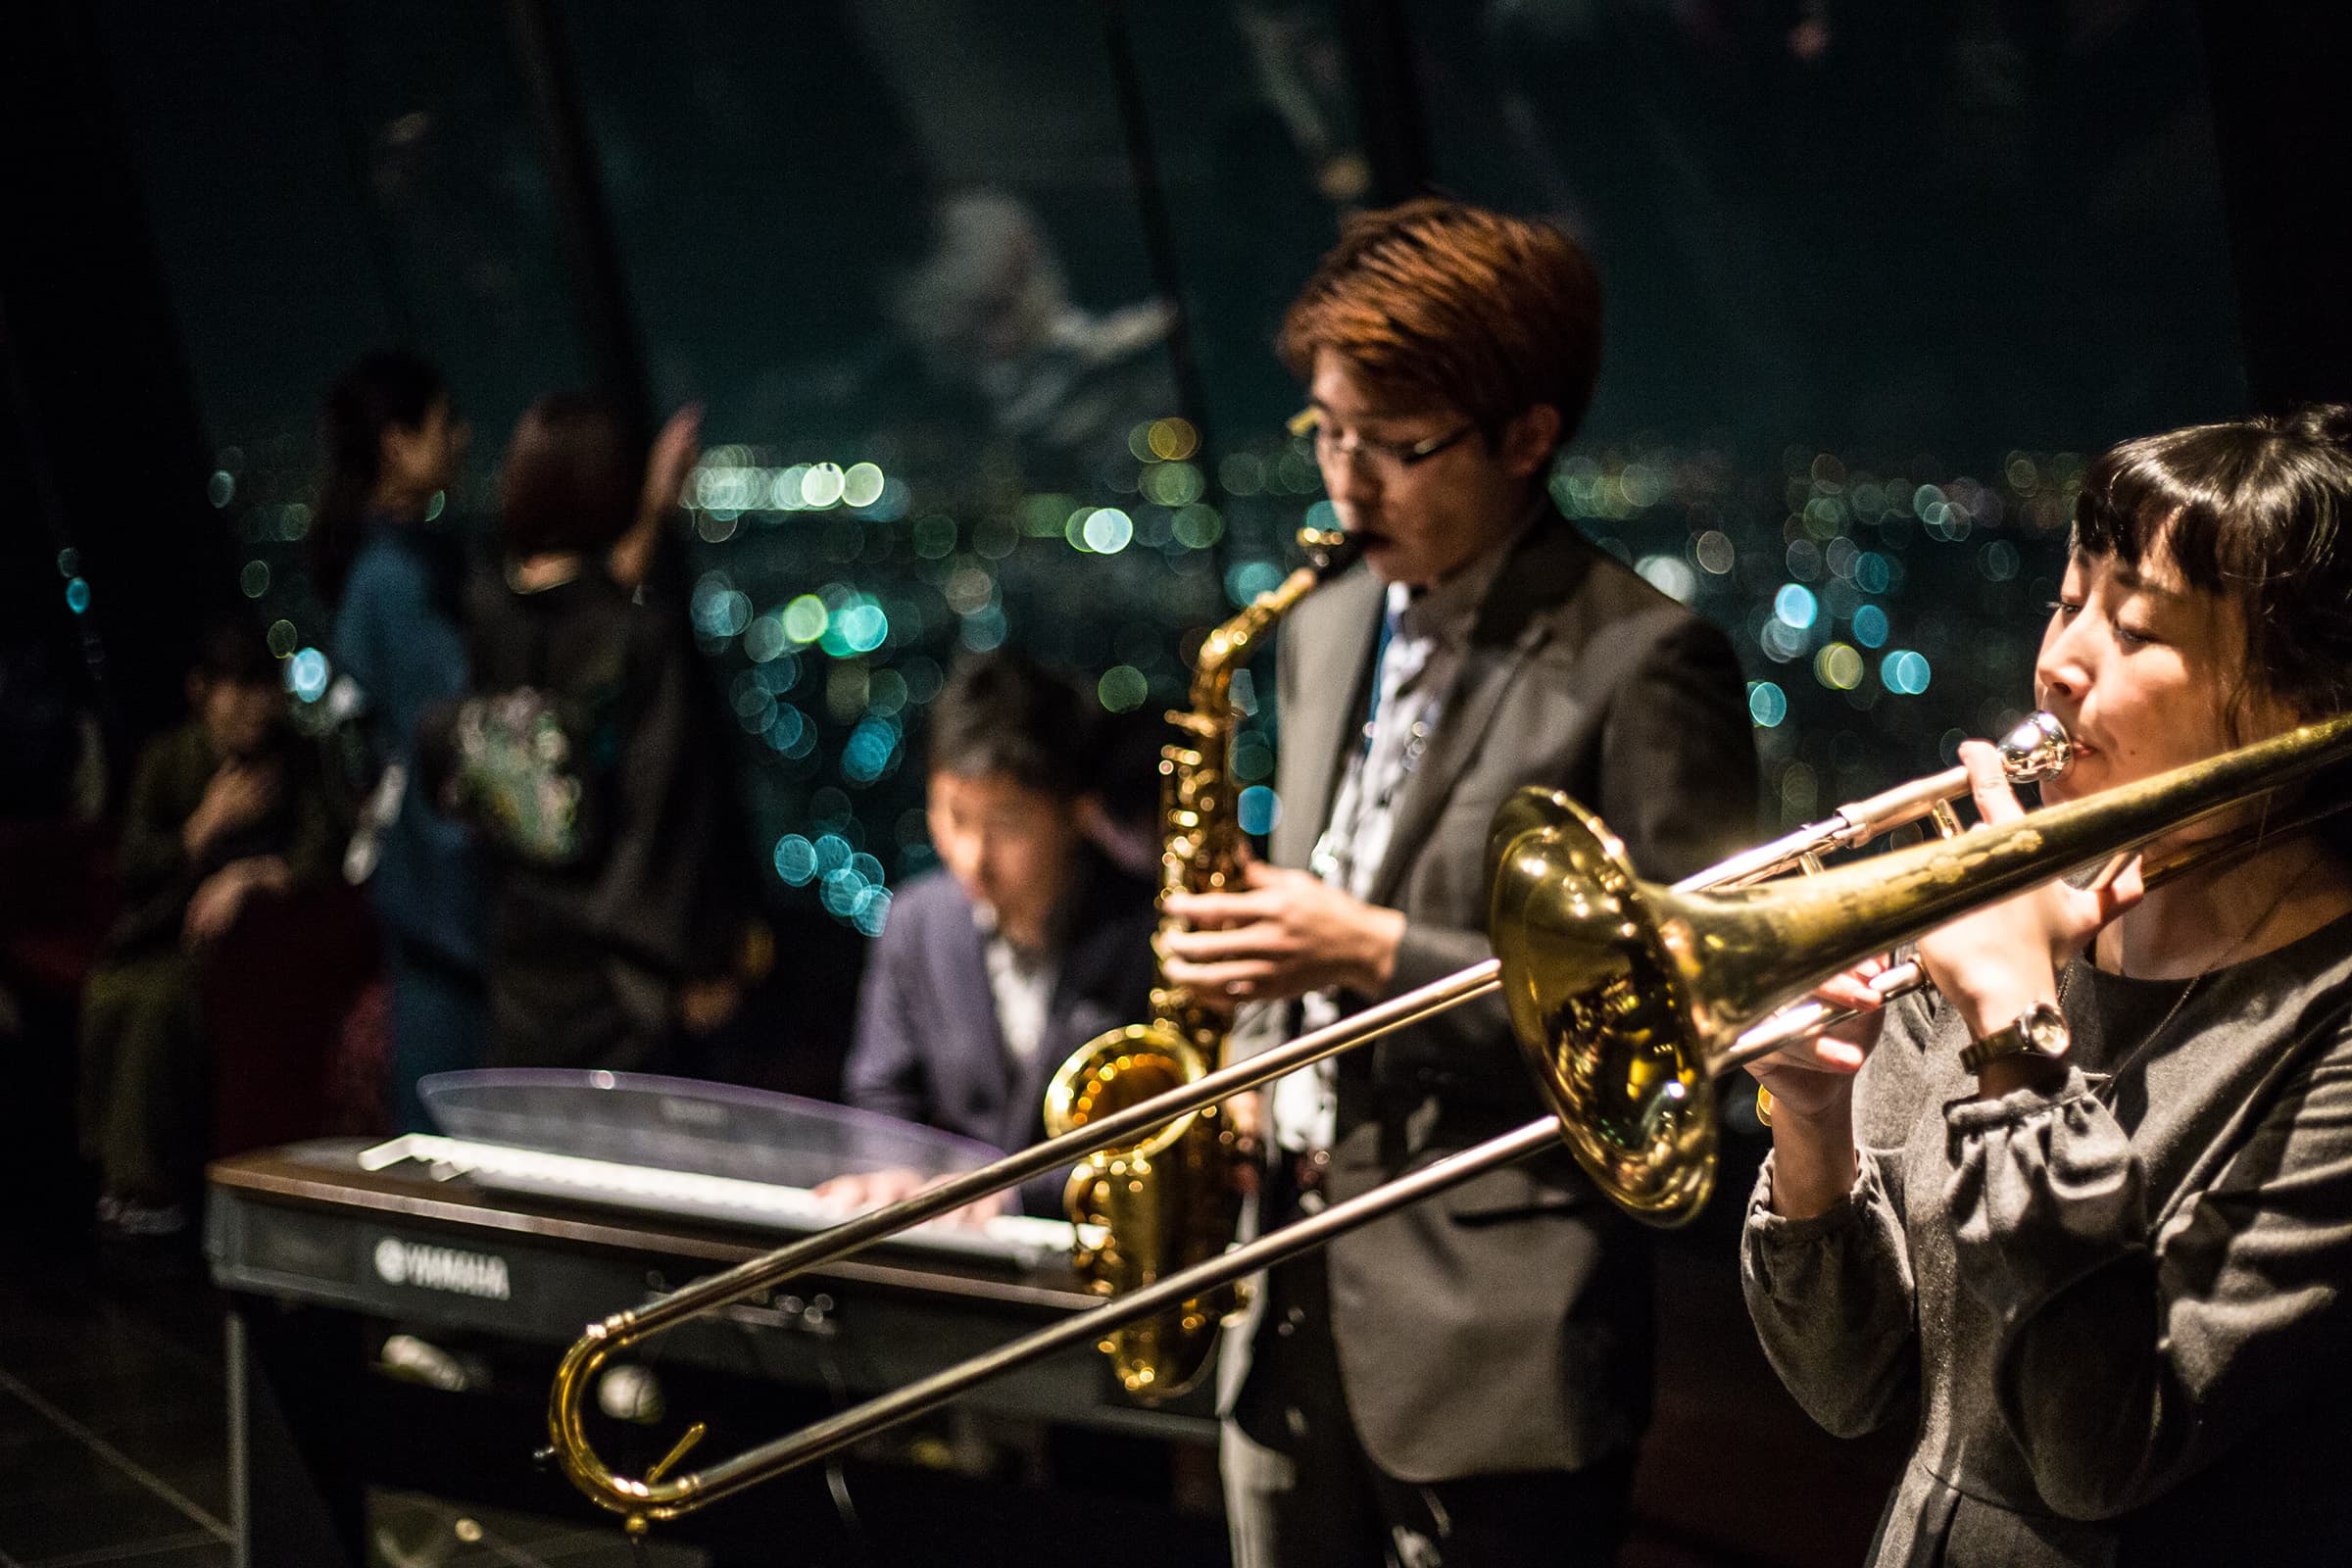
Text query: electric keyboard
356 1132 1101 1270
207 1138 1207 1435
206 1137 1216 1565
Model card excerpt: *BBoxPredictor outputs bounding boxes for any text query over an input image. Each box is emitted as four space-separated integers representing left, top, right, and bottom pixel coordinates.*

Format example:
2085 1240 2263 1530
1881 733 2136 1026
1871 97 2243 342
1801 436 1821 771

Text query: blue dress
334 521 486 1129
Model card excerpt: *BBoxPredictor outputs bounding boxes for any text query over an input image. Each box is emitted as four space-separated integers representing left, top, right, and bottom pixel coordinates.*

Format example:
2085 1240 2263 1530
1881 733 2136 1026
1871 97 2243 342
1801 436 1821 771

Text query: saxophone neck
1187 572 1310 710
1184 529 1362 711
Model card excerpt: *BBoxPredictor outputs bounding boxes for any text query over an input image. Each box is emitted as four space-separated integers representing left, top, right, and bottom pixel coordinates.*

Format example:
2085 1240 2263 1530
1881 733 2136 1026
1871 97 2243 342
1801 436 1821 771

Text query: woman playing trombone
1744 407 2352 1565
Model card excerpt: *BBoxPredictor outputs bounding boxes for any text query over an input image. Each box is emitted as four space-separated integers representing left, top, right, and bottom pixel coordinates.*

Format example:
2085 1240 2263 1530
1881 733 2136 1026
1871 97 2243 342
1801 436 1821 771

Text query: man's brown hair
1279 198 1602 446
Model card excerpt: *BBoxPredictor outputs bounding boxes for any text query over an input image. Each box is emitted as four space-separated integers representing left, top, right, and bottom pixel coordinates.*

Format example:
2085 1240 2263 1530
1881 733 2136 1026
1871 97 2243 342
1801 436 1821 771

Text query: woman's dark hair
2074 404 2352 730
925 648 1097 799
312 349 447 606
499 393 646 560
2076 405 2352 861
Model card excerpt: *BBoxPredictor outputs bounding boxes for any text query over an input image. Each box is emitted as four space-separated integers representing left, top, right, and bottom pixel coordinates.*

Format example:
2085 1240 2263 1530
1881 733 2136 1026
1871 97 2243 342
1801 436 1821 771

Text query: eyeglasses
1288 407 1478 473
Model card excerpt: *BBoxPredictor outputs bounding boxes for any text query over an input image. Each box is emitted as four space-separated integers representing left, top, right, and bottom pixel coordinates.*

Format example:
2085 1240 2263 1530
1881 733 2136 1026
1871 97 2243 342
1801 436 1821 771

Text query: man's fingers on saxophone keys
1161 921 1298 962
1161 954 1280 1002
1163 888 1270 930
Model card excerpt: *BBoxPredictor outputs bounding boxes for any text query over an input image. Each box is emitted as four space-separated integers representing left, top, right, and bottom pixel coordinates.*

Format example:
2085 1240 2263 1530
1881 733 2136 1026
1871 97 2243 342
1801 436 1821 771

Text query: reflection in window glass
558 1 1354 926
1408 0 2242 825
1119 3 1368 438
97 0 589 665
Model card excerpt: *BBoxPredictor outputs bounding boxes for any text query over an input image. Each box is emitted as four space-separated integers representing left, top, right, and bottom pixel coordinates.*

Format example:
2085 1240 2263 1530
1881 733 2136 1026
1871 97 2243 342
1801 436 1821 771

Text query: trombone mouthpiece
1998 710 2073 782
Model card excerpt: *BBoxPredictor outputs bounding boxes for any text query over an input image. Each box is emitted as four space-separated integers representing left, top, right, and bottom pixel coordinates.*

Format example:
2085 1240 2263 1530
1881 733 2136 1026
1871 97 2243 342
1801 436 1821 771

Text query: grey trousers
1222 1250 1635 1568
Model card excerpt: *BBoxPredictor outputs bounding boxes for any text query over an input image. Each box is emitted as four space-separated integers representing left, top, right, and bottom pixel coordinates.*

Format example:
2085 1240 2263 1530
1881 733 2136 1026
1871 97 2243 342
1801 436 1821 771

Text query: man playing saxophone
1161 198 1758 1568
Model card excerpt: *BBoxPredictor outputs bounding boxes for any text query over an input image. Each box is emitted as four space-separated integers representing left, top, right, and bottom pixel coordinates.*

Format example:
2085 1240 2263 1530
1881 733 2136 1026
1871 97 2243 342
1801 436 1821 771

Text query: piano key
358 1135 1099 1271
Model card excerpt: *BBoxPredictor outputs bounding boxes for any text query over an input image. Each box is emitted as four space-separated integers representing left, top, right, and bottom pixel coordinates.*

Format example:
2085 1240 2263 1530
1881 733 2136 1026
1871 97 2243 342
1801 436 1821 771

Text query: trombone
548 710 2352 1533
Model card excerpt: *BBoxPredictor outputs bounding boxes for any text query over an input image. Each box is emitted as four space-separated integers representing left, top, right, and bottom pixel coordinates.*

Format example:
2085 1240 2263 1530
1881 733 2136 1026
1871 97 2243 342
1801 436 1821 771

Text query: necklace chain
2079 832 2315 1101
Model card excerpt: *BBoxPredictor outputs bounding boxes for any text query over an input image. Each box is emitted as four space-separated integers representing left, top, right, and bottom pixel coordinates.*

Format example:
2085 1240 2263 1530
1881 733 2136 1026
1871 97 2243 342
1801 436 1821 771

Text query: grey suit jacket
1223 514 1760 1482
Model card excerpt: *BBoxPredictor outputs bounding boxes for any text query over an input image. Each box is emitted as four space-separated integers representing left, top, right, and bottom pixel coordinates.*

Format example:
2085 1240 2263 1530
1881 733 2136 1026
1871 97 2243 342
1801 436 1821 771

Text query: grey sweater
1742 911 2352 1567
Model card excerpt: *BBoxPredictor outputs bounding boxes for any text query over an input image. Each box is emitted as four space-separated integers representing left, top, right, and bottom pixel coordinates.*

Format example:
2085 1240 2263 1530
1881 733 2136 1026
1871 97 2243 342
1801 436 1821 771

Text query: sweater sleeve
1948 1030 2352 1519
1740 1146 1921 1438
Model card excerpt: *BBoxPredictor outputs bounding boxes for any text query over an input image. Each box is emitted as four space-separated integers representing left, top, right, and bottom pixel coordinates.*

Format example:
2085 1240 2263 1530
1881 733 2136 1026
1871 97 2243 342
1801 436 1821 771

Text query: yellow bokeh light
1814 642 1864 691
1147 417 1199 463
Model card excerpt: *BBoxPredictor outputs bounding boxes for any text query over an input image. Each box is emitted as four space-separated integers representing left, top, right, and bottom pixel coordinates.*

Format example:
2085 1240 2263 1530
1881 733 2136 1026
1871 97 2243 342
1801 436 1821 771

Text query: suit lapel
1273 567 1383 872
1365 522 1596 909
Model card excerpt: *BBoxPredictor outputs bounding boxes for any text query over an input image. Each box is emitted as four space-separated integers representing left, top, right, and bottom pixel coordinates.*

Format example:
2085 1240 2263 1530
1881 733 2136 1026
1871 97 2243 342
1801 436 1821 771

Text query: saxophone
1043 525 1363 1399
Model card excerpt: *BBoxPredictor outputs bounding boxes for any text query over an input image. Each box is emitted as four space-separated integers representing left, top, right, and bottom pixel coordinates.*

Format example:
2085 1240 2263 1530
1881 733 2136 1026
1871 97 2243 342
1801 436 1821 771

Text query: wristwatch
1960 1001 2070 1074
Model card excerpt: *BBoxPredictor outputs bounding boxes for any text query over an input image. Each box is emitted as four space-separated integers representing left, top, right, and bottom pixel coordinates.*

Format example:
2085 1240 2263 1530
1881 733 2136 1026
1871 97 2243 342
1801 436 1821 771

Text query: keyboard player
817 648 1156 1223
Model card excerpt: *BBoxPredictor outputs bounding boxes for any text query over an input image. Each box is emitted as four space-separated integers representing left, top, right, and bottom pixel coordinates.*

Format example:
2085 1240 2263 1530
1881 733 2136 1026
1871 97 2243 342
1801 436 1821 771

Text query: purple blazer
842 846 1158 1215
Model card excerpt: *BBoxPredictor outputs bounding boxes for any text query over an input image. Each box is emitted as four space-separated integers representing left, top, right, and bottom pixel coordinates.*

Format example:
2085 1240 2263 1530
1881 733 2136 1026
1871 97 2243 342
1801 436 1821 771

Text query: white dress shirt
1269 522 1527 1154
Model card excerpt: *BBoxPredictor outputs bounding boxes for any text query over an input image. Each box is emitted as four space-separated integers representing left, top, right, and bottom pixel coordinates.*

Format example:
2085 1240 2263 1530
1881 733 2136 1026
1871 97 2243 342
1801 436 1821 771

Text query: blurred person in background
888 190 1178 474
447 394 753 1078
317 350 485 1132
77 617 335 1236
819 648 1157 1221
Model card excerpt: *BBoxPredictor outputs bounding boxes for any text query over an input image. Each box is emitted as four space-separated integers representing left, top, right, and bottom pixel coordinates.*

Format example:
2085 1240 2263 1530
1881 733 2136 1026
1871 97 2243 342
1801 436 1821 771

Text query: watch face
2024 1004 2069 1057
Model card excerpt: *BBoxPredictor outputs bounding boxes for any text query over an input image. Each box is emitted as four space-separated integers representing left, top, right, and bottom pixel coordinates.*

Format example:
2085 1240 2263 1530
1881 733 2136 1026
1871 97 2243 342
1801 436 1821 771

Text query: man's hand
1160 861 1407 1005
182 856 291 948
812 1166 929 1213
811 1167 1012 1230
183 760 281 858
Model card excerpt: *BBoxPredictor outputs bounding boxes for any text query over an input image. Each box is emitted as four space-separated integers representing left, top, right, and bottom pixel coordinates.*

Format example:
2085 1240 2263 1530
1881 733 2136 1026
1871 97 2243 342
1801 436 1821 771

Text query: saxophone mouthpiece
1297 526 1364 576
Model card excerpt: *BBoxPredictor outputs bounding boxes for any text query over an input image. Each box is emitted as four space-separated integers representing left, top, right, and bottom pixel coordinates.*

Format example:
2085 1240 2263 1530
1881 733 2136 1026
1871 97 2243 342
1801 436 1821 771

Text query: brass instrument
1041 523 1362 1399
1685 710 2071 891
1731 777 2351 1064
1718 709 2072 1126
547 710 2352 1533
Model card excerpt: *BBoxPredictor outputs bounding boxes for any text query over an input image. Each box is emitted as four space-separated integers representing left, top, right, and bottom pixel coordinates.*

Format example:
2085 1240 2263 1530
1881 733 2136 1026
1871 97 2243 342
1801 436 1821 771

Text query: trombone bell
1489 792 1718 1224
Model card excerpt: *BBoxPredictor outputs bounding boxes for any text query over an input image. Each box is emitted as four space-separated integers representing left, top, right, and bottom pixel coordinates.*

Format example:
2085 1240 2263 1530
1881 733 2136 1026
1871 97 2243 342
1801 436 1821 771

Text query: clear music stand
416 1067 1003 1188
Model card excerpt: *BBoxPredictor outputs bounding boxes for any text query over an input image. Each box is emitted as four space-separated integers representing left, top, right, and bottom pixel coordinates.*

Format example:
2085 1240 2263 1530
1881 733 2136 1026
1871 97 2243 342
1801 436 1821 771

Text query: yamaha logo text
372 1237 513 1300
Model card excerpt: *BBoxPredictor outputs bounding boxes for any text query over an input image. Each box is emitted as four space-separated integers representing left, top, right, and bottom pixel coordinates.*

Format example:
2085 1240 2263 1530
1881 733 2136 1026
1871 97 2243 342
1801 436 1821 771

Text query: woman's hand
182 855 291 948
1743 961 1885 1123
1743 961 1890 1218
184 759 281 858
642 404 704 520
609 404 705 589
1916 741 2144 1039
